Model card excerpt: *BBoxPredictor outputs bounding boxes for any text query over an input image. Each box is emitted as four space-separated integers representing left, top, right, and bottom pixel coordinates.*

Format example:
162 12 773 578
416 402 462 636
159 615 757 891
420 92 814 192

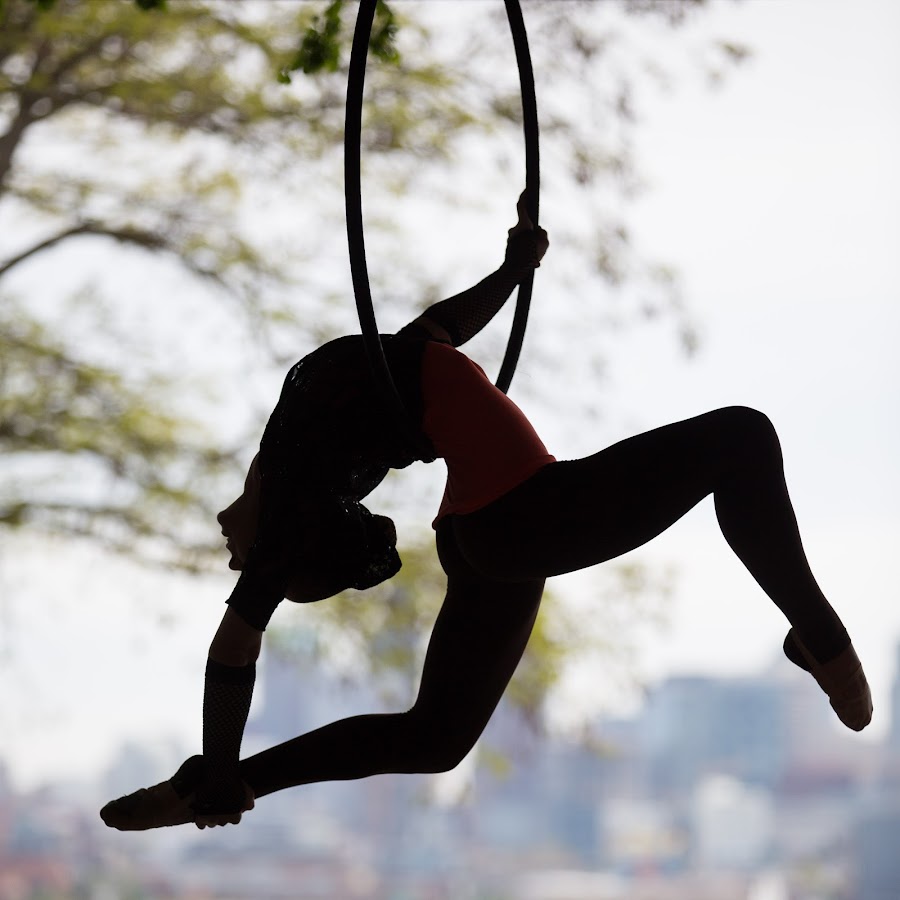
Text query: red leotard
420 340 556 526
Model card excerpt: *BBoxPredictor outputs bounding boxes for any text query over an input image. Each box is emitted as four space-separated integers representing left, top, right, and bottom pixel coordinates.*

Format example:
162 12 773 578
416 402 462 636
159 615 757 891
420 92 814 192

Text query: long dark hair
258 337 415 601
311 498 401 595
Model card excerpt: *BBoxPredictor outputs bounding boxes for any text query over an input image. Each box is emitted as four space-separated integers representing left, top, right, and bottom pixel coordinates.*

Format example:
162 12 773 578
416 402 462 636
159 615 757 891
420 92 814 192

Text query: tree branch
0 104 34 193
0 223 90 278
48 34 110 83
0 220 231 288
0 3 38 70
0 38 54 189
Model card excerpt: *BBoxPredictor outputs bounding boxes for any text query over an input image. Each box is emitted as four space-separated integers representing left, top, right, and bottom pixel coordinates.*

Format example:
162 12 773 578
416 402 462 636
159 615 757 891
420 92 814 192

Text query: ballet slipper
100 779 197 830
786 628 873 732
100 754 204 830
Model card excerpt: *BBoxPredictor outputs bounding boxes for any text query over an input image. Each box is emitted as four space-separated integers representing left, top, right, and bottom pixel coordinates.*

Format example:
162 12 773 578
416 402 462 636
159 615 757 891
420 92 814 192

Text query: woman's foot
100 780 197 831
784 629 873 731
99 755 255 831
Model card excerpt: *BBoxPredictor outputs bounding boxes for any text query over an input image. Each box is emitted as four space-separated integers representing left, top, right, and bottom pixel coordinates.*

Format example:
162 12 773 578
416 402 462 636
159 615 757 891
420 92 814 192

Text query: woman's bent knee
420 744 470 774
715 406 780 459
401 709 478 773
715 405 772 432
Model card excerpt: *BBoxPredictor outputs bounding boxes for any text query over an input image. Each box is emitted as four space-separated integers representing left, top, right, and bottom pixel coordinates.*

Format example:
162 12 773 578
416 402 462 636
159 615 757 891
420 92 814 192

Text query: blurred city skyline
3 631 900 898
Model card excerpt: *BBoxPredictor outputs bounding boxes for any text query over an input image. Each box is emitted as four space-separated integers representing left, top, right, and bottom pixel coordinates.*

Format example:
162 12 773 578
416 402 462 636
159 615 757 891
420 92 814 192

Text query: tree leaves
0 297 237 571
284 0 344 79
279 0 399 82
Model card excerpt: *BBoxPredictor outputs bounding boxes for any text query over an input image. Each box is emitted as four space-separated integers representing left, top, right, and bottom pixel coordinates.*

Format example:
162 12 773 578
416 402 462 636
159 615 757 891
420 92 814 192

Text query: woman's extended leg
100 526 540 829
239 523 545 799
455 406 849 666
456 405 871 731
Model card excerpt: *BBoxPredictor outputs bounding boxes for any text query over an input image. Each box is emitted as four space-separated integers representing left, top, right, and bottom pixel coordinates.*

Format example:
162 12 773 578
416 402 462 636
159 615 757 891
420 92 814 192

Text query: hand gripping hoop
345 0 540 458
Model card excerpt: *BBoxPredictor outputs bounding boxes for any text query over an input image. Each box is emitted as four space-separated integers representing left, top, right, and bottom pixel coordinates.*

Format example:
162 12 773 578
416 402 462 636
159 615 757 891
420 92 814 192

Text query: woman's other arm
209 607 263 667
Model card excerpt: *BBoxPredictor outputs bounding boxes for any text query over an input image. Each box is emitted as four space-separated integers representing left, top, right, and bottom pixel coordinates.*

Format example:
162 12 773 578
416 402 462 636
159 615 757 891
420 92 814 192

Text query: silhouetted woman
101 194 871 831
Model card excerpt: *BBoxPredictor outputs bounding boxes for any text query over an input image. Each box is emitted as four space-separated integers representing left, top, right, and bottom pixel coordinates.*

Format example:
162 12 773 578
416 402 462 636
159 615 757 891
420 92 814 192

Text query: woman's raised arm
399 193 548 348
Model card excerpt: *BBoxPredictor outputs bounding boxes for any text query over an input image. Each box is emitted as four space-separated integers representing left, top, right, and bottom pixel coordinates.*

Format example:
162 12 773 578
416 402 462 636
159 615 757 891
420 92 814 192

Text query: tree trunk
0 101 33 196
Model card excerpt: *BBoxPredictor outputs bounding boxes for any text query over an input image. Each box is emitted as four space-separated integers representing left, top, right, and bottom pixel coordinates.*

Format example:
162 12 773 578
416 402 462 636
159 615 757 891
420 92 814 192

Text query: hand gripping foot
100 755 253 831
192 776 256 830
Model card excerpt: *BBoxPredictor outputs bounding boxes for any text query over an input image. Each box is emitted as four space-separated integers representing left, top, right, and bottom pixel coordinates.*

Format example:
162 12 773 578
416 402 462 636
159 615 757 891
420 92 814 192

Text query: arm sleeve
397 230 542 348
195 658 256 815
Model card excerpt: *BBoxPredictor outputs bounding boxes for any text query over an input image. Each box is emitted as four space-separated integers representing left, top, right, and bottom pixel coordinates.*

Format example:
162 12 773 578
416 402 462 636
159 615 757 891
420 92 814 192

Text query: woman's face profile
216 454 342 604
216 454 261 572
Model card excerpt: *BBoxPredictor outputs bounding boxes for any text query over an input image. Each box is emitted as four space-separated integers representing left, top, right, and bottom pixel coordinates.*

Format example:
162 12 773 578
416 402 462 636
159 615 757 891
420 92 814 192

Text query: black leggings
240 406 848 798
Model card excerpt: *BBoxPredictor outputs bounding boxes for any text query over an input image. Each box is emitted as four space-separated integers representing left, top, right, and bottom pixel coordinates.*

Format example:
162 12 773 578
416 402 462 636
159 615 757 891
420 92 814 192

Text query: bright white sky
1 0 898 791
591 0 900 729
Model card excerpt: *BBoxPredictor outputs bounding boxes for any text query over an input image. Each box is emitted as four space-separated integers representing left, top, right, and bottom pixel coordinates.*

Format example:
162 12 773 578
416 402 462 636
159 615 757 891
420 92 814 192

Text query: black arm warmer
195 658 256 815
399 230 542 348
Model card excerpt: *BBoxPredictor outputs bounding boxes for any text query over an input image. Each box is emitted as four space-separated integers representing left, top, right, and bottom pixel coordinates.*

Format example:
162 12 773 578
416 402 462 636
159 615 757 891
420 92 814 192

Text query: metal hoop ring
345 0 539 456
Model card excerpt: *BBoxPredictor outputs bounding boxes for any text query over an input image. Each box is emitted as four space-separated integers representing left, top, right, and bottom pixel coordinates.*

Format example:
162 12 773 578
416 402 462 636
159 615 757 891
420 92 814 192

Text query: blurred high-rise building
641 675 786 796
888 643 900 753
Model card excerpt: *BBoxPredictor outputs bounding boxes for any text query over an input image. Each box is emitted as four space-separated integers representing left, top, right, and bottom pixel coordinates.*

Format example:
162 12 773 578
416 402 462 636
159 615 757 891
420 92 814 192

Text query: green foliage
280 0 399 82
369 0 400 66
0 0 331 564
0 296 237 569
285 0 344 78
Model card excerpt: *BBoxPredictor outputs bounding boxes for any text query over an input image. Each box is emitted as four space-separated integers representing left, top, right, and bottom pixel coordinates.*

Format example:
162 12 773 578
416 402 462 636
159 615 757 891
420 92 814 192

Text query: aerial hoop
495 0 540 394
345 0 540 453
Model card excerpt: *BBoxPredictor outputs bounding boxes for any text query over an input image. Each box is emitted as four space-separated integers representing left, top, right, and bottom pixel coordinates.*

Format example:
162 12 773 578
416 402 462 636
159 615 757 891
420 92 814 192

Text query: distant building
854 804 900 900
598 794 687 874
641 675 786 796
691 775 774 871
247 629 364 742
888 643 900 753
102 739 184 801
